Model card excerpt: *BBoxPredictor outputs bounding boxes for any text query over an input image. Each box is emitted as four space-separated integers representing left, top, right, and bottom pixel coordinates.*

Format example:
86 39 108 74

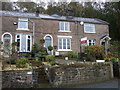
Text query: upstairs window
84 24 95 33
18 18 28 30
59 22 70 31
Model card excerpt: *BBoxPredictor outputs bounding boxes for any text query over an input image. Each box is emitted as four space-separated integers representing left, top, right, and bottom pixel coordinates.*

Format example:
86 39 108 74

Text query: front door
3 34 11 56
44 36 52 55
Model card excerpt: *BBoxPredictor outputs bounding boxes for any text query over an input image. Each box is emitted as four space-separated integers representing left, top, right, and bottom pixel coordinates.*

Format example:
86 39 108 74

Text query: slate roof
0 10 109 24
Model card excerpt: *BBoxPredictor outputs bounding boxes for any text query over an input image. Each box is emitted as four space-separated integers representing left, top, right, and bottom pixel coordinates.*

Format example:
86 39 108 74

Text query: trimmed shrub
46 55 55 62
50 60 58 66
16 58 29 68
63 51 78 59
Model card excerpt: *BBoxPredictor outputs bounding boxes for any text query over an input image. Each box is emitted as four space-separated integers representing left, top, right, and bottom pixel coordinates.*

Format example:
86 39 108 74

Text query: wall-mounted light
13 22 18 25
80 21 84 25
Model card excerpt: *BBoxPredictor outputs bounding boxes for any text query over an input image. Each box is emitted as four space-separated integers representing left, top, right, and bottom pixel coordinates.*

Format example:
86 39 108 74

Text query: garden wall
1 62 114 88
47 62 114 87
2 70 34 88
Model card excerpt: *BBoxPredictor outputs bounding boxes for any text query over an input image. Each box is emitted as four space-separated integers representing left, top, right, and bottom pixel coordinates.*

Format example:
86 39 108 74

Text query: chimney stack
35 8 40 17
66 7 73 19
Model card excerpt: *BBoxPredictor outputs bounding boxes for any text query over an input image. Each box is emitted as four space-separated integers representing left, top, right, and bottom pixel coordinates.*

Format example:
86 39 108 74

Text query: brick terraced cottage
0 10 111 56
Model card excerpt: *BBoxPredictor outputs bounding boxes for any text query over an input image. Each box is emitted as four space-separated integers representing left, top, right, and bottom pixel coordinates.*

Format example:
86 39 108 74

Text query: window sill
84 32 96 33
59 30 71 32
57 49 72 51
16 28 30 31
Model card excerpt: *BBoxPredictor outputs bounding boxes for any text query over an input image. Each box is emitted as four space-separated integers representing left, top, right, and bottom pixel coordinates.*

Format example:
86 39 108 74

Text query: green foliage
2 2 120 40
48 45 53 51
16 58 29 68
31 43 38 52
109 57 119 63
12 42 17 46
50 60 58 66
35 51 42 57
64 51 78 59
46 55 55 62
7 58 17 64
85 45 104 60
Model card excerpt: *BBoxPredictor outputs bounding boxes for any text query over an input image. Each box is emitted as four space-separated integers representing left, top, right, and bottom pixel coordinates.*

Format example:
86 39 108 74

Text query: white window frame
59 22 70 32
84 23 95 33
15 34 32 52
17 18 29 30
57 36 72 51
87 40 95 46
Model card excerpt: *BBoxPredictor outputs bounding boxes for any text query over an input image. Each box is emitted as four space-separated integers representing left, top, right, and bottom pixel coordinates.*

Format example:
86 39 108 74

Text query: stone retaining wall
2 70 34 88
47 62 113 87
1 62 114 88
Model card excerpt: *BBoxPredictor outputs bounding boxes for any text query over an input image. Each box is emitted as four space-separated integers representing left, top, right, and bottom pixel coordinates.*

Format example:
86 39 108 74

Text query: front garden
0 40 119 70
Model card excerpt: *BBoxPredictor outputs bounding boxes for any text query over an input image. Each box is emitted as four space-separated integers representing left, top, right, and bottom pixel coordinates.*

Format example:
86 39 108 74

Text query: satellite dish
80 21 84 25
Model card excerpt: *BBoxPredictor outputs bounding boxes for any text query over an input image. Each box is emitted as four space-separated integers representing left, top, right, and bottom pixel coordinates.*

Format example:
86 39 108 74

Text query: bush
110 57 119 63
50 60 58 66
46 55 55 62
16 58 29 68
85 45 104 60
7 59 17 64
63 51 78 59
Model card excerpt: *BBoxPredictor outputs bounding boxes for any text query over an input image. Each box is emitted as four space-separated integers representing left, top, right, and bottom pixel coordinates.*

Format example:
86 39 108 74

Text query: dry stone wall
1 62 113 88
48 62 113 87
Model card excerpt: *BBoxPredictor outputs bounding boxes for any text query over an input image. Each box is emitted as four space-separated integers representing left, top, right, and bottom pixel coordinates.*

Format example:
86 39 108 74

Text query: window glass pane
21 34 26 52
58 39 62 49
60 22 64 30
84 24 95 33
3 34 10 38
65 22 69 31
19 21 28 29
28 36 30 38
17 39 20 51
89 43 91 46
17 35 20 38
45 36 51 48
63 38 66 49
27 39 30 51
67 39 70 49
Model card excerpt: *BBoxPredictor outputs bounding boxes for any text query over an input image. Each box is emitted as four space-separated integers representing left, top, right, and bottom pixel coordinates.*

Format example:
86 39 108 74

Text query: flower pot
35 57 38 61
65 57 68 60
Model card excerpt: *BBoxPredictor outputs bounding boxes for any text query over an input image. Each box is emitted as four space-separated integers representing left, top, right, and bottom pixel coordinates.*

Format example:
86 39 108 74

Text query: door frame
44 34 53 55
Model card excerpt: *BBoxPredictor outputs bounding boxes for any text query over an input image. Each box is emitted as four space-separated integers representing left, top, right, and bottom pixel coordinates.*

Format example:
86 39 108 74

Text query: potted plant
48 45 53 55
64 54 69 60
12 42 17 47
35 52 42 61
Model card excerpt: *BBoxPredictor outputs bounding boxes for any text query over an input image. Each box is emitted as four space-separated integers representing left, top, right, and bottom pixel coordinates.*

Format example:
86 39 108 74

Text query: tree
2 2 13 11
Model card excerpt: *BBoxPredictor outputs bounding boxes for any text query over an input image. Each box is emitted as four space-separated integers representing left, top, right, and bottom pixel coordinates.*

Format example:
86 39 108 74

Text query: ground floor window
16 34 32 52
87 40 95 46
58 38 71 51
